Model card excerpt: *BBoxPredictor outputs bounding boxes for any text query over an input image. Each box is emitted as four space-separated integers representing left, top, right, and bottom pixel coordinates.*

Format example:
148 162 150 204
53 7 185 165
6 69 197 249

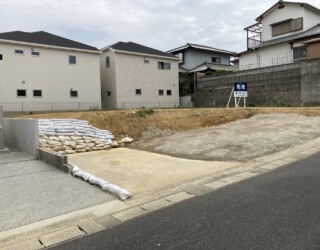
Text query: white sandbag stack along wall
38 119 125 155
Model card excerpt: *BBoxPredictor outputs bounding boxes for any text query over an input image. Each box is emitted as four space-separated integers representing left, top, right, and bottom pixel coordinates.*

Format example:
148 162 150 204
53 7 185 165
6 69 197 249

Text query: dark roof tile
109 42 177 58
0 31 99 52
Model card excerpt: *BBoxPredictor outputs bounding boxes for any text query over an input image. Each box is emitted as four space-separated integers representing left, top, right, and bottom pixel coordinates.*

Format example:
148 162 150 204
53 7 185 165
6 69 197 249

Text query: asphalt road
52 153 320 250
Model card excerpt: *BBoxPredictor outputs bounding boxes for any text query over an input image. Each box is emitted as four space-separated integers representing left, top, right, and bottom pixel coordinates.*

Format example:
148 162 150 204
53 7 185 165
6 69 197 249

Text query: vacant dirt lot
133 113 320 162
19 107 320 141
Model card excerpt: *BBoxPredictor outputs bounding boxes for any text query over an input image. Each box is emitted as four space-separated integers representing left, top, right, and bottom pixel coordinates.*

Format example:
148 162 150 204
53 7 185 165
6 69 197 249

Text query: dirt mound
19 107 320 140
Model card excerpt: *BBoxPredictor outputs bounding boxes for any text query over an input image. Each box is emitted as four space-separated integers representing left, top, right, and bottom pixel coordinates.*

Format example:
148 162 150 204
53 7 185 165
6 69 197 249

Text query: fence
115 102 180 109
0 102 101 112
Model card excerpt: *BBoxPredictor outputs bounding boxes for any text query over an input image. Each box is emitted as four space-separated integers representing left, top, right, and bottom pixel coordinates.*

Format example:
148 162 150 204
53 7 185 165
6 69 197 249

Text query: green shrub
136 108 154 118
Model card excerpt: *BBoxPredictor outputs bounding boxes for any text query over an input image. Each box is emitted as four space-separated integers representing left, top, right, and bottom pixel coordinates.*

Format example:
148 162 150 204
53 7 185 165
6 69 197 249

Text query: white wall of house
0 42 101 111
100 50 179 109
261 5 320 41
240 43 293 69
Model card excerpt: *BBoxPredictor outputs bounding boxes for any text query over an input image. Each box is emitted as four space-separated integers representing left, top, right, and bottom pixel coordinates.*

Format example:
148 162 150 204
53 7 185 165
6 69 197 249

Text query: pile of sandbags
38 119 133 155
38 119 114 142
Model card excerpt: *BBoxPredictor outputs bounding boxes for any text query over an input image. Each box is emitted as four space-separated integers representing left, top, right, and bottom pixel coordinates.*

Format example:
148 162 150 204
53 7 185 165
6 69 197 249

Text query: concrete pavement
68 148 240 196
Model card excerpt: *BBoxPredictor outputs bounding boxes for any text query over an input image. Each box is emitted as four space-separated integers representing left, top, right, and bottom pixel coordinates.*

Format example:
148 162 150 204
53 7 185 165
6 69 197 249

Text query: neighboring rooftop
106 41 178 58
0 31 99 51
167 43 236 55
256 1 320 22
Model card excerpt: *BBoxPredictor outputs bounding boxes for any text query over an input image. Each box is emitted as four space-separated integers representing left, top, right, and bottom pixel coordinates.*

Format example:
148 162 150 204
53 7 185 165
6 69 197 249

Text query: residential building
167 43 235 73
239 0 320 69
0 31 101 111
100 41 179 109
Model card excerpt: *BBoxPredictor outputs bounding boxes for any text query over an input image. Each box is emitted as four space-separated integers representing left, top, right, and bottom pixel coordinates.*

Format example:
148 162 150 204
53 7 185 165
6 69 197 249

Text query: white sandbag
101 183 132 200
71 165 132 200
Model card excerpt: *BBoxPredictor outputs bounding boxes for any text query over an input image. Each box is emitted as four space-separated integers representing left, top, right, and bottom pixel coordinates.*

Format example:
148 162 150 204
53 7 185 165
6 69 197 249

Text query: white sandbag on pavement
71 165 132 200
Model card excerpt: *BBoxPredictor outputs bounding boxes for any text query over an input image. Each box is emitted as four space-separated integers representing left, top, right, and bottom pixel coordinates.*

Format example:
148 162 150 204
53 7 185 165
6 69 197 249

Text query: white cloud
0 0 319 52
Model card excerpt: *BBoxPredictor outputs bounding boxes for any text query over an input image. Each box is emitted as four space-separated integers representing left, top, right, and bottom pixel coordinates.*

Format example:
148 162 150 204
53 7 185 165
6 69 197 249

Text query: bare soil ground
133 113 320 162
18 107 320 141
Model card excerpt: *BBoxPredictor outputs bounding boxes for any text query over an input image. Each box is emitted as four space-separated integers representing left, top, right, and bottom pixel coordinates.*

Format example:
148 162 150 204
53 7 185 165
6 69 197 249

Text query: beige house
100 42 179 109
0 31 101 111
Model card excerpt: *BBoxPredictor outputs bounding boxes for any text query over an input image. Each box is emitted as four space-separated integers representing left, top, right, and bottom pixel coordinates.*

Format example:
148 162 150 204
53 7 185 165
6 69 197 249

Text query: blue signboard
234 82 247 91
234 82 248 97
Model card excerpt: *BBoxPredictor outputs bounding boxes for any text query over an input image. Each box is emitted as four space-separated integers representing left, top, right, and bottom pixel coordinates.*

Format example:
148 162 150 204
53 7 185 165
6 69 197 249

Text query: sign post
0 106 4 149
233 82 248 108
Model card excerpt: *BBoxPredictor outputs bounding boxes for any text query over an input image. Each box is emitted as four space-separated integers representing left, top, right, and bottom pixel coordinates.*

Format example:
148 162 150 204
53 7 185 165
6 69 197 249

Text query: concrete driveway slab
67 148 240 197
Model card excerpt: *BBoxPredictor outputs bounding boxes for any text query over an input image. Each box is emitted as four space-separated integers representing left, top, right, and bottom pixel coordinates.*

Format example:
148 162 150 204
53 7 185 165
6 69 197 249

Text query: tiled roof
108 41 177 58
257 24 320 48
0 31 99 51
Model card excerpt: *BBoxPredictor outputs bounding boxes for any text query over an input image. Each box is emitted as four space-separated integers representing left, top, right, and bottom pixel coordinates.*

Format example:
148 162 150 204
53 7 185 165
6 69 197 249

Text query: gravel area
134 114 320 162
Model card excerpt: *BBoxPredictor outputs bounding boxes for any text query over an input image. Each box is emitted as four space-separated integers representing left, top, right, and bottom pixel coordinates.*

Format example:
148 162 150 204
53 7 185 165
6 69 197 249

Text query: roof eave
0 39 101 54
256 1 320 22
113 50 180 60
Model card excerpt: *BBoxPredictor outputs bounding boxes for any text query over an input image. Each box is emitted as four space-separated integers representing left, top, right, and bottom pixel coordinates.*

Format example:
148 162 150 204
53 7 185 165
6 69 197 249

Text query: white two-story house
239 0 320 69
100 41 179 109
0 31 101 111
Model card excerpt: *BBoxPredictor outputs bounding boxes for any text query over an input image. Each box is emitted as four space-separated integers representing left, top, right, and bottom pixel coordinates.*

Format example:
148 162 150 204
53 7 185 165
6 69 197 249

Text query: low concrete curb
1 137 320 249
36 148 71 173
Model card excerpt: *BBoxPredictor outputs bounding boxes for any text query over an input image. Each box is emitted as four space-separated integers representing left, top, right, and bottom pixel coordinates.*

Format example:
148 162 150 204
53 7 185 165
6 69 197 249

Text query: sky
1 0 320 53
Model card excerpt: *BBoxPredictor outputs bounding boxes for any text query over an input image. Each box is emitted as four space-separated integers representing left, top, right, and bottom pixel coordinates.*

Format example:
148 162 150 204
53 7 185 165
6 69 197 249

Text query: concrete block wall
194 63 302 107
301 59 320 105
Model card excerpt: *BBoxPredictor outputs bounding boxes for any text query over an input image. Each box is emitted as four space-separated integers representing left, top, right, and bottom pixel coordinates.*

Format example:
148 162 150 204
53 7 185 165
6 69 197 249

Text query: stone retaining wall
194 63 302 107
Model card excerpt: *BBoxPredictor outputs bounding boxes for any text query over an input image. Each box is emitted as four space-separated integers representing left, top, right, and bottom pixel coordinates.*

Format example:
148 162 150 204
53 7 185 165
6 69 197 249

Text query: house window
69 55 76 64
271 17 303 37
293 46 306 60
17 89 26 97
136 89 142 95
212 57 221 63
70 90 78 97
167 90 172 96
15 49 24 55
31 50 40 56
107 91 111 96
106 57 110 68
33 90 42 97
0 54 2 60
158 62 171 70
159 89 164 96
144 59 149 64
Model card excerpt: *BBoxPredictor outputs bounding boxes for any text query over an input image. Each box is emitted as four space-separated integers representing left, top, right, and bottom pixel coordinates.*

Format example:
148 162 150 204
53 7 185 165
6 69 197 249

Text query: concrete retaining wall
0 107 4 150
301 59 320 105
3 118 38 156
194 63 302 107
